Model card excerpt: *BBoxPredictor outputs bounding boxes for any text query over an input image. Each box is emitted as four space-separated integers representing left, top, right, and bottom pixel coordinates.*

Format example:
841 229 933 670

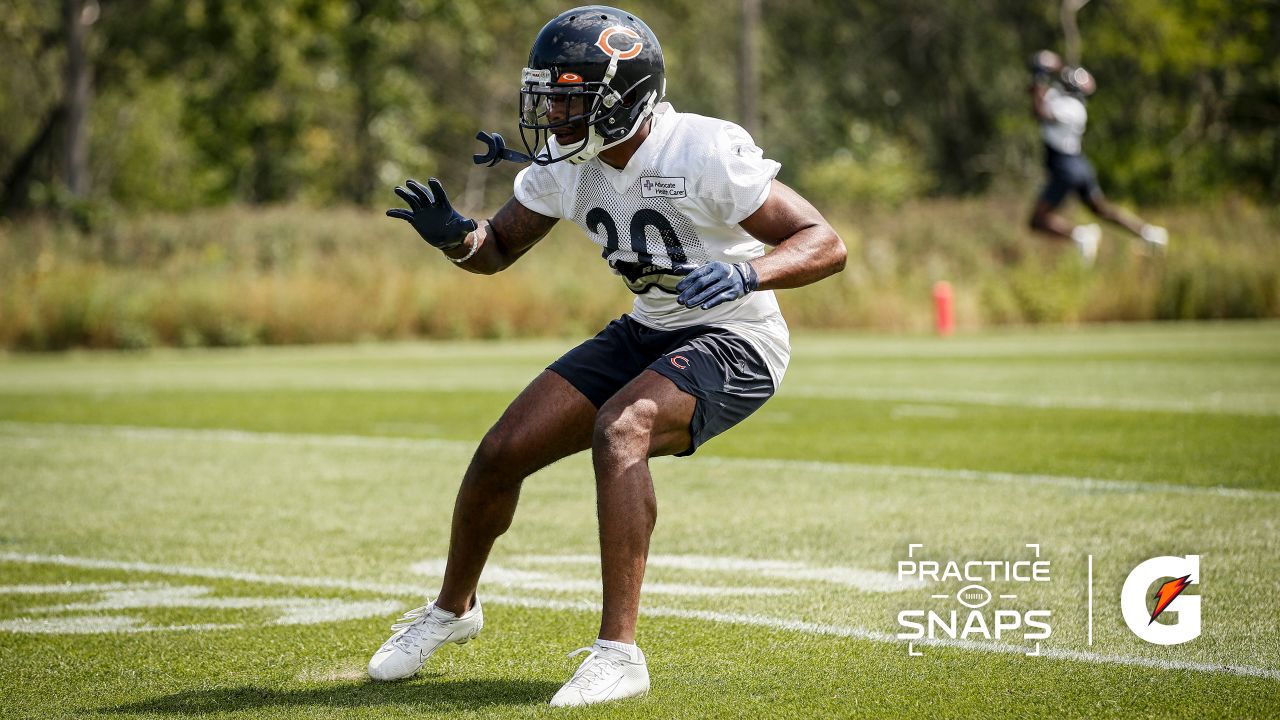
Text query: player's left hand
675 261 760 310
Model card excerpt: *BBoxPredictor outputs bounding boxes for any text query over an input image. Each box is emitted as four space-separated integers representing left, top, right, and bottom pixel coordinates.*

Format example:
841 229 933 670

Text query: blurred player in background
1028 49 1168 264
373 4 846 708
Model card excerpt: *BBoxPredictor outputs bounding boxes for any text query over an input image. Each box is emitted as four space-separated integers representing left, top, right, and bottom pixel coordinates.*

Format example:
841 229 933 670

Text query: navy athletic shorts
1039 145 1101 208
548 314 776 456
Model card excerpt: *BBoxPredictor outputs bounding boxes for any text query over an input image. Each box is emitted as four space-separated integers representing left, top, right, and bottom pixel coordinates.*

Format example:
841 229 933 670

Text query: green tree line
2 0 1278 219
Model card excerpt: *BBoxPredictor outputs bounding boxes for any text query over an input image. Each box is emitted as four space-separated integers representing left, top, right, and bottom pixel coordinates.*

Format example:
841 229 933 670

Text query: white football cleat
549 640 650 708
1140 224 1168 249
367 599 483 681
1071 223 1101 266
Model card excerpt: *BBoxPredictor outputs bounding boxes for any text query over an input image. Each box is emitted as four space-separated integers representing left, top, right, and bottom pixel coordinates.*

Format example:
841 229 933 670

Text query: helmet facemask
519 62 660 165
520 67 613 165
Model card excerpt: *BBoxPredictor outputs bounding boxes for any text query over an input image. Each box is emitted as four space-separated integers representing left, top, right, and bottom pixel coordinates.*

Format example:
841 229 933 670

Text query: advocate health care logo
895 545 1201 657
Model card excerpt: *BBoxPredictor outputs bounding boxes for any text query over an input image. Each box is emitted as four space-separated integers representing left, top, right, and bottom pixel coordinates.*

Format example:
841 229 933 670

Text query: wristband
734 261 760 293
448 232 482 264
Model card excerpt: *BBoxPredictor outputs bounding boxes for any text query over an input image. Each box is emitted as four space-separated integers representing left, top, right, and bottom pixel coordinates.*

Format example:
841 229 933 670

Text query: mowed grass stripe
3 421 1276 500
2 323 1277 417
3 420 1277 670
5 552 1278 682
781 385 1280 416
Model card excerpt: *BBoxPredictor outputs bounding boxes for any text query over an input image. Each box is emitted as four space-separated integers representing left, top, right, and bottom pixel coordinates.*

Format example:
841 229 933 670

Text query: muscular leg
591 370 697 643
1029 199 1075 242
434 370 596 615
1083 189 1147 238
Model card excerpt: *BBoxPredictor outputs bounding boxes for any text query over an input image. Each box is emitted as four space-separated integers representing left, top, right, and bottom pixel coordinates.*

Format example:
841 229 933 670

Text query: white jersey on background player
1040 85 1087 156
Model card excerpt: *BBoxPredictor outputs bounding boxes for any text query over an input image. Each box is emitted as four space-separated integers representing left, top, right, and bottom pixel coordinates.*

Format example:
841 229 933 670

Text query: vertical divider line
1087 554 1094 646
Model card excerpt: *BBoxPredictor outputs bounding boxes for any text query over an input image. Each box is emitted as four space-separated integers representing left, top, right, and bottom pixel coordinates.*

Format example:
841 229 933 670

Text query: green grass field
2 322 1279 718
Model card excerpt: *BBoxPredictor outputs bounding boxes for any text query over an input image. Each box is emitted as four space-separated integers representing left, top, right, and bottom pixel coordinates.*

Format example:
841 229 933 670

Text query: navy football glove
675 261 760 310
386 178 477 250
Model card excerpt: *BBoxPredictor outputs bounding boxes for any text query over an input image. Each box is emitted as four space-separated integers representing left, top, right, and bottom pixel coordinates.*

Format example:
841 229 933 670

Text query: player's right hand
386 178 477 251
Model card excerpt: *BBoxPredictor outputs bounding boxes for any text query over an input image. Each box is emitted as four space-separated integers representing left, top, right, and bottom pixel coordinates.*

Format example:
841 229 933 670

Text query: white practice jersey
1041 86 1088 155
513 102 791 385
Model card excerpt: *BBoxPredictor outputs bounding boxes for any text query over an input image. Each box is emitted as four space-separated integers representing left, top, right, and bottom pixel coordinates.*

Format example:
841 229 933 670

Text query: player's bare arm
675 182 845 311
442 197 558 275
1028 49 1061 121
739 180 847 290
1030 82 1054 121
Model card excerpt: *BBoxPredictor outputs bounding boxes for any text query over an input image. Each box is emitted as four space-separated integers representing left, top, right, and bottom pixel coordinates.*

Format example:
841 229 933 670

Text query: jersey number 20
586 207 689 266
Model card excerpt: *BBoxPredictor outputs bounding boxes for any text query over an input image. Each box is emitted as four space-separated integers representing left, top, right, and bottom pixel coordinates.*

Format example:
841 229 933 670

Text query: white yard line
0 421 466 453
2 421 1274 500
406 559 799 597
0 616 236 634
1 551 1276 681
0 582 160 594
26 584 400 625
0 551 431 596
514 554 924 592
781 385 1280 417
672 456 1277 500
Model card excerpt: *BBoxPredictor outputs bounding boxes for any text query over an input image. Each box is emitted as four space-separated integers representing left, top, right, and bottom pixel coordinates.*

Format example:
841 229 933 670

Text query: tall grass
1 199 1276 350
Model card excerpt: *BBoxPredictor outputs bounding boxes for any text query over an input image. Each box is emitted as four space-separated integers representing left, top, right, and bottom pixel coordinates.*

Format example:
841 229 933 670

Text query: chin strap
473 131 533 167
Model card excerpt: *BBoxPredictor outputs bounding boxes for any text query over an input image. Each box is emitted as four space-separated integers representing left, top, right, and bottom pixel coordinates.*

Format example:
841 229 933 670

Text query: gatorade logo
1121 555 1201 645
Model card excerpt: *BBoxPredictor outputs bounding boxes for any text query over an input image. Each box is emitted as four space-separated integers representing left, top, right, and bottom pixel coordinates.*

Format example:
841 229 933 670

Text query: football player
373 5 846 707
1028 49 1169 264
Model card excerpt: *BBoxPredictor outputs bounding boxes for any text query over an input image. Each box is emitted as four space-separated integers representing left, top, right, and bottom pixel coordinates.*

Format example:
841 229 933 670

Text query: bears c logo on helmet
595 26 643 60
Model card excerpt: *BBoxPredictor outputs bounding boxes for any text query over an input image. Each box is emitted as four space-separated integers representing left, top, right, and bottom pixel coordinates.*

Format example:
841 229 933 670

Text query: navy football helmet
516 6 666 165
